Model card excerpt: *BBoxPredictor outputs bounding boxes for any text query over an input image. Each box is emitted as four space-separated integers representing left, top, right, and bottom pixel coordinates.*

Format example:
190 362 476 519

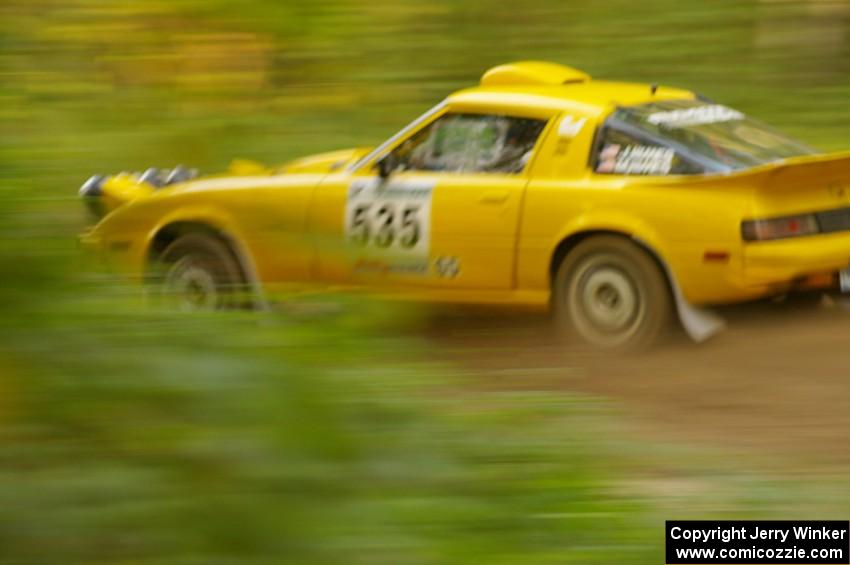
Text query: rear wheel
553 236 672 351
151 233 248 311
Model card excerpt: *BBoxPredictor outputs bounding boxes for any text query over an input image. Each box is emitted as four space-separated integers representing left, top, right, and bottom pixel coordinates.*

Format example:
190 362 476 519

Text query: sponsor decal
353 258 429 276
598 144 675 175
433 256 461 279
647 104 745 128
557 115 587 139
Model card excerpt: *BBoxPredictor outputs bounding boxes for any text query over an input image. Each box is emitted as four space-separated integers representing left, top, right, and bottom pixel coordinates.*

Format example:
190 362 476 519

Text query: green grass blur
2 1 850 562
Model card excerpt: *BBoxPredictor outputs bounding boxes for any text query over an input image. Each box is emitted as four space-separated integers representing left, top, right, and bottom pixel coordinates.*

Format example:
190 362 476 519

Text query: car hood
277 147 373 174
83 147 374 215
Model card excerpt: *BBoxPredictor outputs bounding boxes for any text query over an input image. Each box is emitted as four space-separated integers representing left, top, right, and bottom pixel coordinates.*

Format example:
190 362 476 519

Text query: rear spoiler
760 150 850 190
645 150 850 190
758 149 850 176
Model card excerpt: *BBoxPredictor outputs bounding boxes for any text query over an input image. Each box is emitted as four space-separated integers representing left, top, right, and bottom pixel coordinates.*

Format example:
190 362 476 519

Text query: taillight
741 214 820 242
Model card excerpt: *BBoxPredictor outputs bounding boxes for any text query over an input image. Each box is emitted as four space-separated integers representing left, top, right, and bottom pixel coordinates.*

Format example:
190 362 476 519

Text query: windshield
597 99 815 175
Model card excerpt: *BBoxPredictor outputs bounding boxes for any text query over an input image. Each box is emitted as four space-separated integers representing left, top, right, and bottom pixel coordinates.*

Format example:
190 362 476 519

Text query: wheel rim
163 257 220 311
569 258 646 346
580 267 639 331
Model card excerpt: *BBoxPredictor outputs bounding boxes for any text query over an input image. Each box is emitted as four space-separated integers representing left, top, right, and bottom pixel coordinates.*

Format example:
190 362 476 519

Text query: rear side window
392 113 547 174
594 125 704 176
593 100 814 176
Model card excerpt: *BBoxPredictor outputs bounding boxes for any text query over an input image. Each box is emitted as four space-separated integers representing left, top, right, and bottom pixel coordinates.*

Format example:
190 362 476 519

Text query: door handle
479 191 509 205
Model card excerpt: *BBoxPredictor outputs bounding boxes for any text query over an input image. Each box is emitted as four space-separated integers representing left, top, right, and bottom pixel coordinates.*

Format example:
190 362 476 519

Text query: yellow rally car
80 61 850 349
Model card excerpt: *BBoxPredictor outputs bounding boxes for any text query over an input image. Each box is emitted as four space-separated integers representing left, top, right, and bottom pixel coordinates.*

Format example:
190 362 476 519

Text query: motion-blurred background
2 1 850 563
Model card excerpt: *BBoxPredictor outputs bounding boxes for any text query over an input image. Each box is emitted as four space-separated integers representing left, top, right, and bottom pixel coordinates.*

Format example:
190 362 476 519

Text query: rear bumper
743 231 850 290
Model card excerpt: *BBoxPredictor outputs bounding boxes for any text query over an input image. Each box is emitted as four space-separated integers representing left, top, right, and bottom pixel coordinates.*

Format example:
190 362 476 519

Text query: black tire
151 233 249 311
553 236 672 351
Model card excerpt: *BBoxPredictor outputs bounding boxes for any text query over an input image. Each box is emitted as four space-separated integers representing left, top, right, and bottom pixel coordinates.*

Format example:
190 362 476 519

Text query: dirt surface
422 297 850 467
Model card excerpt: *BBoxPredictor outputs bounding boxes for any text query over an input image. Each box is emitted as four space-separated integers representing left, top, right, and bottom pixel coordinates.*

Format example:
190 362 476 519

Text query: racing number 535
349 202 421 249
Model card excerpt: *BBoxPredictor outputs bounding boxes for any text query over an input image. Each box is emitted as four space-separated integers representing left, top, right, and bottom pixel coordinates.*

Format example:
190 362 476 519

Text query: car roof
446 61 696 117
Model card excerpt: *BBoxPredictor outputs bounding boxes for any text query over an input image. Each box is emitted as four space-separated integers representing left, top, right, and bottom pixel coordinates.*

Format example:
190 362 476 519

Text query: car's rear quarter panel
519 177 760 305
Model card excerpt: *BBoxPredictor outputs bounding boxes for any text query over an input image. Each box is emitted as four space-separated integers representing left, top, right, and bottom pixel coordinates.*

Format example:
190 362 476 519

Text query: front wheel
151 233 249 311
553 236 673 351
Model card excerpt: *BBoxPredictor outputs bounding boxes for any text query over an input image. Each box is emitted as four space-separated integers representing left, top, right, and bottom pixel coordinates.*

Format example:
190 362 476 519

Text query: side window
594 124 703 176
391 113 546 174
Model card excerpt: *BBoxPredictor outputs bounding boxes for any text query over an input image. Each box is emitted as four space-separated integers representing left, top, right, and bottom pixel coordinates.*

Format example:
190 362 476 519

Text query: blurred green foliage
2 0 850 562
0 304 661 563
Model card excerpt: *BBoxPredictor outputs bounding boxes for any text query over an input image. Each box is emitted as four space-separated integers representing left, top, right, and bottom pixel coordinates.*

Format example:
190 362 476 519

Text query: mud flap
664 263 727 343
631 237 727 343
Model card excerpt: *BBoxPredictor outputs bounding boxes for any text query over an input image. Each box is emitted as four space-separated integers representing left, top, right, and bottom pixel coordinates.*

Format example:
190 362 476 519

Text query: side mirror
376 153 398 179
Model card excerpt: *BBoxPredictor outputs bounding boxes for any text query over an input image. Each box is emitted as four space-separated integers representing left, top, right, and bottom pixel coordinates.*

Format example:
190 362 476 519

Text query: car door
310 109 551 290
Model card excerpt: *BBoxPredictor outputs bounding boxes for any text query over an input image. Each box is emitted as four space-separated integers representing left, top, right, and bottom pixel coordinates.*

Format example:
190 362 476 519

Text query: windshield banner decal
648 104 745 128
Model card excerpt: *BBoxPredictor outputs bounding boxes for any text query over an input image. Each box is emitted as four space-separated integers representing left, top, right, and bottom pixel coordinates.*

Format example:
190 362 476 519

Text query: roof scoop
480 61 591 87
